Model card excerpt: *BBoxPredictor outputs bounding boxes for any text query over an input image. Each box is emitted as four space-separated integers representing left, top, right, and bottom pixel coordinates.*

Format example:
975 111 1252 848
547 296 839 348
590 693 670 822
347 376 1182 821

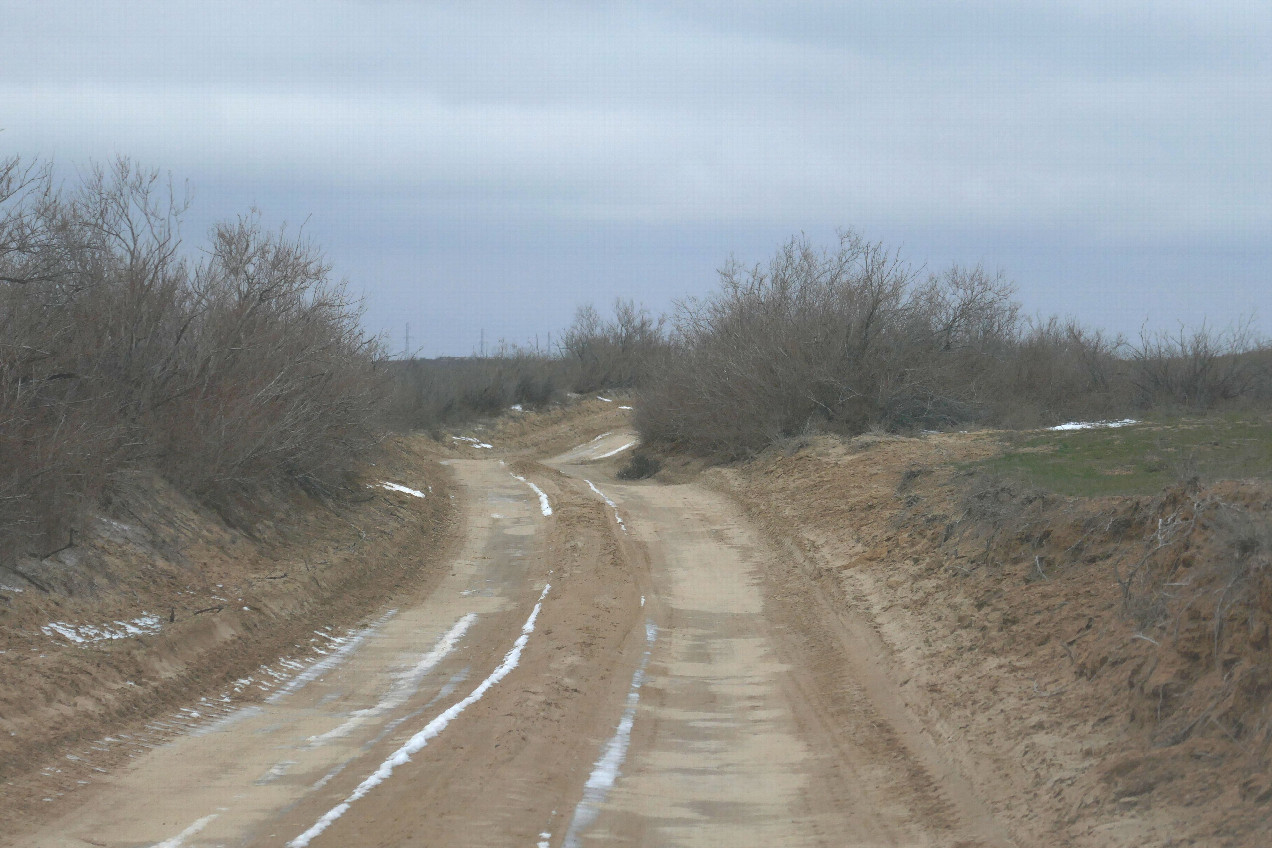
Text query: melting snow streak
266 612 396 703
511 474 553 516
306 613 476 745
152 812 219 848
585 480 625 531
563 619 658 847
288 586 551 847
595 441 636 460
380 482 426 498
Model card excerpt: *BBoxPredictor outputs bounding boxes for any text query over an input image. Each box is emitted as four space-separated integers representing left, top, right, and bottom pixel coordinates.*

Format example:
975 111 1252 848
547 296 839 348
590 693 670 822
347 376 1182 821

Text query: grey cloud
2 1 1267 354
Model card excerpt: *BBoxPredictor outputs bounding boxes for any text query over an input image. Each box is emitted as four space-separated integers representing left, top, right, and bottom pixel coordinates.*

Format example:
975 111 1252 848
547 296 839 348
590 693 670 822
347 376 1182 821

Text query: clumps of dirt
0 435 460 824
708 430 1272 847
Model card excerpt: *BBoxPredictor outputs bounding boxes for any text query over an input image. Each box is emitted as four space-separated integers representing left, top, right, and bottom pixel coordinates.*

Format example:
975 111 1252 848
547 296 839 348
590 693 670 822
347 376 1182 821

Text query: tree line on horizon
4 153 1268 567
391 231 1272 459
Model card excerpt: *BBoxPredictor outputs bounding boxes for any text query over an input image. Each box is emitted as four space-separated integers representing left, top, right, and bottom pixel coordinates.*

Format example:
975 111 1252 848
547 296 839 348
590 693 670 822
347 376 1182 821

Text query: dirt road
12 433 1018 847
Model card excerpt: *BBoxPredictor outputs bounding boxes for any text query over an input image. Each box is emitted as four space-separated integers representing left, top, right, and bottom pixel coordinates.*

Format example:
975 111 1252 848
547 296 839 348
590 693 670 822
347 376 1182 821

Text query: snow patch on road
585 479 626 531
564 619 658 847
288 586 552 848
511 474 553 516
152 811 220 847
595 441 636 460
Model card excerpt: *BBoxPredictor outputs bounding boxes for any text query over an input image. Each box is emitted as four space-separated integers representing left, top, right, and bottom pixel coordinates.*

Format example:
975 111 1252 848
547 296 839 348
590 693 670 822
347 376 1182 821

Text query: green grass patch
970 415 1272 497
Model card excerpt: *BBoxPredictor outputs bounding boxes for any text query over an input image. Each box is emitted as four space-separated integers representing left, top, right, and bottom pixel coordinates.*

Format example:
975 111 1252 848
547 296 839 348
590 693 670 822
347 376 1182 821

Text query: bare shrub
617 452 661 480
635 230 1272 460
1131 321 1269 410
383 350 570 432
636 232 1021 457
384 301 667 434
152 213 386 505
987 317 1128 428
561 299 668 393
0 155 385 561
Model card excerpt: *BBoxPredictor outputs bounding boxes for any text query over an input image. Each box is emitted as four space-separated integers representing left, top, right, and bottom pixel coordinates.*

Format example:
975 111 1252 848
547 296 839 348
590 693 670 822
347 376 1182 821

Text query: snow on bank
585 480 626 531
563 619 658 847
42 614 163 644
288 585 552 848
378 482 426 498
597 396 613 402
511 474 553 516
452 435 493 449
596 441 636 460
1047 419 1140 432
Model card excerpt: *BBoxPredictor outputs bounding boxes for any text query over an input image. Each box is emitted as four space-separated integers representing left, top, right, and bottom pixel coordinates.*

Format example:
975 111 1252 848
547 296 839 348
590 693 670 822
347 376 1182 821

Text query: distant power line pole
404 322 410 359
480 328 485 358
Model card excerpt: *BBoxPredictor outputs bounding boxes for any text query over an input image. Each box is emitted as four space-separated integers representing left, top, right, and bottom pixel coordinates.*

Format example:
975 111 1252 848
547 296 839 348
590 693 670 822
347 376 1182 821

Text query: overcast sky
3 1 1269 356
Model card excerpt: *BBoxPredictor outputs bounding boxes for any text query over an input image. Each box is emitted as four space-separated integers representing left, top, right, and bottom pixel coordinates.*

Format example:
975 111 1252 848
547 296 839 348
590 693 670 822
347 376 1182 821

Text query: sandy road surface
13 432 1016 847
550 439 1014 848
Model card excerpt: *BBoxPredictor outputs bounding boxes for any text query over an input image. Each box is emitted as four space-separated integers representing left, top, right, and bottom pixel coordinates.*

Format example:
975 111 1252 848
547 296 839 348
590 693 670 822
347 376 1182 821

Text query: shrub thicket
384 351 572 432
560 299 668 393
636 232 1271 458
384 300 670 433
0 156 384 561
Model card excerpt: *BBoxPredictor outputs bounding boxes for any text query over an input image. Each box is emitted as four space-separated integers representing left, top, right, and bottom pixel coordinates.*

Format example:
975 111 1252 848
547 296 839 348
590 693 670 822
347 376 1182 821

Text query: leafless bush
561 299 668 393
383 350 571 432
154 213 386 505
636 232 1021 457
384 300 668 433
1131 321 1270 410
617 451 661 480
1 155 385 561
987 317 1128 427
634 231 1272 459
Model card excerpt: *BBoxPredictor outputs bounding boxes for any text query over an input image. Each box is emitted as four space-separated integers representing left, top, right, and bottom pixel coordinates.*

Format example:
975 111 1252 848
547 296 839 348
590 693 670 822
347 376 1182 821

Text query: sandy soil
707 432 1272 847
0 437 460 831
4 399 1267 846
